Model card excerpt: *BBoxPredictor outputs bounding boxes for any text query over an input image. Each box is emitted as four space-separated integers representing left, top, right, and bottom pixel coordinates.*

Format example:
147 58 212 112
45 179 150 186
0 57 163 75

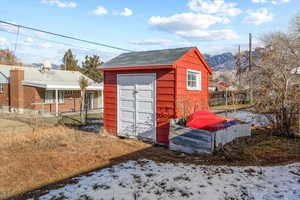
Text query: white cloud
41 0 77 8
26 37 33 43
22 37 34 46
148 12 237 41
92 6 108 15
114 8 133 17
129 39 171 46
149 12 229 32
0 36 8 46
243 8 273 25
251 0 291 5
0 22 19 34
176 29 238 41
188 0 242 17
40 42 53 48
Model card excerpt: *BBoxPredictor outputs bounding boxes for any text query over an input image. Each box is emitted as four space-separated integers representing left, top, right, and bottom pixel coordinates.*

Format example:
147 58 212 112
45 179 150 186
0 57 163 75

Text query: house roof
0 65 103 90
99 47 194 69
218 81 231 88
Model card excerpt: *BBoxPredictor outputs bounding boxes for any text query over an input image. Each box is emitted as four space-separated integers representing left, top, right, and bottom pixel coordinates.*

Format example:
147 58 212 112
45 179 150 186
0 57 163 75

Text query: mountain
203 52 235 72
31 63 61 70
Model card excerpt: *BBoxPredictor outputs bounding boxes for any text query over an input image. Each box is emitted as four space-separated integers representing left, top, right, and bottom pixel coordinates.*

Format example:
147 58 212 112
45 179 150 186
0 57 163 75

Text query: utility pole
236 45 241 85
249 33 253 104
249 33 252 71
13 25 20 55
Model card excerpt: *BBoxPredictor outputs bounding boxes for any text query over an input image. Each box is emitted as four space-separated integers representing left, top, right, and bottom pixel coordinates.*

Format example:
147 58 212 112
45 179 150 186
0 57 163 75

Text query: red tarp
186 110 227 130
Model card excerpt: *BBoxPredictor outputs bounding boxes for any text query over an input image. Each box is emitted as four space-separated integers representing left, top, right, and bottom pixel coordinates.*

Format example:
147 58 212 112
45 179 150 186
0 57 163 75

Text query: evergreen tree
81 55 103 82
61 49 80 71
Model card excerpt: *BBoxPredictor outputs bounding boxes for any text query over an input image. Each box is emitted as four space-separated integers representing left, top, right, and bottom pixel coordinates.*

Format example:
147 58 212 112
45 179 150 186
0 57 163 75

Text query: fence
59 107 103 125
209 90 250 106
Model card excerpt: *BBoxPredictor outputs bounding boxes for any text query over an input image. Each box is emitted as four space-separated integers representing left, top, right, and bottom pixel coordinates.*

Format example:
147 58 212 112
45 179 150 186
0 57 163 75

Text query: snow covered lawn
219 111 272 126
32 160 300 200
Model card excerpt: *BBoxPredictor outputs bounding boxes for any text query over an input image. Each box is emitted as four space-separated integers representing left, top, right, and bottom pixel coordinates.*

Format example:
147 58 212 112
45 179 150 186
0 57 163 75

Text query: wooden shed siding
175 49 210 118
101 47 212 145
103 69 175 144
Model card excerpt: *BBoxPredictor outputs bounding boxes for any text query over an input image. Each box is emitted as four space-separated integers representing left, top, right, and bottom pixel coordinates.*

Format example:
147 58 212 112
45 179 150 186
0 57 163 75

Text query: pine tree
81 55 103 82
61 49 80 71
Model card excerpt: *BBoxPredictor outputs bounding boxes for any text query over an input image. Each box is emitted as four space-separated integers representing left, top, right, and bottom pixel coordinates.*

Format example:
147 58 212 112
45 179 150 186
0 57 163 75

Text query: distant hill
31 63 61 70
203 52 235 72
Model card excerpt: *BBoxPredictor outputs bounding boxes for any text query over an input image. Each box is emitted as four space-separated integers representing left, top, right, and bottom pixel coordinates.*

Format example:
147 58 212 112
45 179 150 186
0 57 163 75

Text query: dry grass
217 129 300 164
0 126 151 200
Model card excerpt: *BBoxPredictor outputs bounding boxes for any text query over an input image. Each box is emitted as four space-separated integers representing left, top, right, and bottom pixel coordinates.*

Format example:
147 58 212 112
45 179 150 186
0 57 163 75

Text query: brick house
0 65 103 115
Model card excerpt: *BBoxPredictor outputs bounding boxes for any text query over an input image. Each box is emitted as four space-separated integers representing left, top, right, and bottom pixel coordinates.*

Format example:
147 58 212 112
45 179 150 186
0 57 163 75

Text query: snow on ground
32 160 300 200
219 111 273 126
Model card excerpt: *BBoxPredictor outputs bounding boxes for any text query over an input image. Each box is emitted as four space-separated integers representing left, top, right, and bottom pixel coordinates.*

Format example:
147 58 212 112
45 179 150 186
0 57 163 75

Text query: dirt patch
3 127 300 200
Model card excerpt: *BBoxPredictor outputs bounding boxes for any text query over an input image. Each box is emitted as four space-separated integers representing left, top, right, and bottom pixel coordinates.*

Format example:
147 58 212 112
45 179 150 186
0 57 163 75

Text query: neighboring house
0 65 103 115
98 47 212 145
209 81 236 92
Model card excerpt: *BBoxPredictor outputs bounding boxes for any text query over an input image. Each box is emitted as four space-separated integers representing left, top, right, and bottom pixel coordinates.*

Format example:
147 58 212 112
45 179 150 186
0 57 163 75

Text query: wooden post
55 89 58 116
101 89 104 108
249 33 253 104
225 88 228 106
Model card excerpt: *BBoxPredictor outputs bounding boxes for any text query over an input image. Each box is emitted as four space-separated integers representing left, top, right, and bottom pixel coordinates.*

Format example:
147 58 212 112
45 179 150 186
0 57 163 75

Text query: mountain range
31 63 61 70
203 52 235 72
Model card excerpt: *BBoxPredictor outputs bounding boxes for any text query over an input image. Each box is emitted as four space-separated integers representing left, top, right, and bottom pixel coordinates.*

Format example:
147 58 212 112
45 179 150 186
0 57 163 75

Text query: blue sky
0 0 299 64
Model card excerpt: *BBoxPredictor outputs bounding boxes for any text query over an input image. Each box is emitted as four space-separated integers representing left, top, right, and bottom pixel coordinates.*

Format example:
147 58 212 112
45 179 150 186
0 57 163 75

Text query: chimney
10 67 24 112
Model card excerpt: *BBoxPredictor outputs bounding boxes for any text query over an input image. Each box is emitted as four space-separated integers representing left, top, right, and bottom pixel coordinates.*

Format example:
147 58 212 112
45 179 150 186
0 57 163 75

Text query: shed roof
99 47 194 69
0 65 102 90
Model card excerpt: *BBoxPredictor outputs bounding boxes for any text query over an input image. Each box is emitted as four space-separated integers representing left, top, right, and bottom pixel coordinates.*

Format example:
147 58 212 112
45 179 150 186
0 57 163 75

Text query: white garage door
117 73 156 142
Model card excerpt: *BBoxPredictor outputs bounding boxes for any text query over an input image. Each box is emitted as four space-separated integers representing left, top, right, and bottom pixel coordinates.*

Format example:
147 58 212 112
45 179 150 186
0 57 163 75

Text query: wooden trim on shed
98 65 174 71
174 47 213 75
193 48 213 75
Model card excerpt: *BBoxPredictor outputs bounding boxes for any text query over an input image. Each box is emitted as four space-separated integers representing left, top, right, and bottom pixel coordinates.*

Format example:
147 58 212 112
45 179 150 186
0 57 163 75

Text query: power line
0 20 133 52
0 29 113 55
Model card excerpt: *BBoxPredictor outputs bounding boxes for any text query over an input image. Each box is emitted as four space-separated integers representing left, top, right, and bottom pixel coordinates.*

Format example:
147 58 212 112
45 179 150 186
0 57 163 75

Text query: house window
187 69 201 90
45 90 64 104
0 83 3 93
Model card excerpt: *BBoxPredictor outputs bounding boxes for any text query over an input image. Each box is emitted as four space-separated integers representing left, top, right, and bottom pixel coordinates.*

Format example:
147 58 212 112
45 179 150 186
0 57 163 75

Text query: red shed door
117 73 156 142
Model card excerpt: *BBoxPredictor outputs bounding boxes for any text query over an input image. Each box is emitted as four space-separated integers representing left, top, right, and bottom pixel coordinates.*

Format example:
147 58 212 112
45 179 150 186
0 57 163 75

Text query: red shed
98 47 212 145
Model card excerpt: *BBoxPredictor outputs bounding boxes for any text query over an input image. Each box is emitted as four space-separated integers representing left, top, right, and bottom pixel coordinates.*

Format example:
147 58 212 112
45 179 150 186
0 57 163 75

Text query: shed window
45 90 64 104
0 83 3 93
187 69 201 90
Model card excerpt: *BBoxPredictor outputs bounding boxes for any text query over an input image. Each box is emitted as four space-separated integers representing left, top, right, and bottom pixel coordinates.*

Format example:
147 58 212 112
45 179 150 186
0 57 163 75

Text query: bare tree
0 49 20 65
254 32 300 137
290 11 300 37
176 96 207 124
79 76 89 125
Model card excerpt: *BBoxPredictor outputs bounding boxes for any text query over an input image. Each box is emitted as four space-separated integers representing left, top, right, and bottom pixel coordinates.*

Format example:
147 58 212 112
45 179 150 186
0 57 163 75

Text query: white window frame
45 90 64 104
186 69 202 91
